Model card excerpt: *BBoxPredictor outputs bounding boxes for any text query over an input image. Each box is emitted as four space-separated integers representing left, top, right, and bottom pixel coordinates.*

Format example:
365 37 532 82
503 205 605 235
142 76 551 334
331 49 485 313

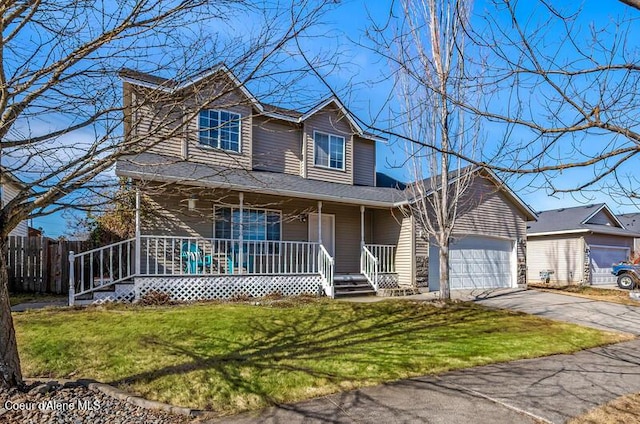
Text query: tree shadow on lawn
107 302 491 410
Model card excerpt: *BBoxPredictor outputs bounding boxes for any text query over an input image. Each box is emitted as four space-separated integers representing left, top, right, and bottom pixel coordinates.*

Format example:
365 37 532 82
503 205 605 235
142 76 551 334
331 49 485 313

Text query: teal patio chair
181 242 213 274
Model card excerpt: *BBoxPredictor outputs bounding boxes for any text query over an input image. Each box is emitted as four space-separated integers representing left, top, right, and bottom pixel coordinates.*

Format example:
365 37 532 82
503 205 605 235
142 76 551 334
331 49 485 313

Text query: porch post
317 200 322 246
238 192 244 275
360 205 365 271
134 186 141 276
360 205 365 249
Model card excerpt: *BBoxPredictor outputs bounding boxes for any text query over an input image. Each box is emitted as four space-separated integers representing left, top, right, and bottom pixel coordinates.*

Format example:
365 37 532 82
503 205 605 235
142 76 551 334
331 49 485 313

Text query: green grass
13 299 630 415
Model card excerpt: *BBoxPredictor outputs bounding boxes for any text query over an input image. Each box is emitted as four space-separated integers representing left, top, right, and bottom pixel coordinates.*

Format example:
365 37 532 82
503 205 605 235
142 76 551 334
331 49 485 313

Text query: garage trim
429 234 517 291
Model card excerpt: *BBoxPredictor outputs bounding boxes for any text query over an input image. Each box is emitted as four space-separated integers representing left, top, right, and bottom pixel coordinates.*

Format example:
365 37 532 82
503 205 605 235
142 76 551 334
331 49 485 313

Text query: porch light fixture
187 196 197 211
298 213 307 223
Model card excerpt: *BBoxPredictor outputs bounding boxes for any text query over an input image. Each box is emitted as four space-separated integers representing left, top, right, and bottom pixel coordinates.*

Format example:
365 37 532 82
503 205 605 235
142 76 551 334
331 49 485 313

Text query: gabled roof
618 213 640 234
119 65 385 142
405 165 538 221
527 203 638 237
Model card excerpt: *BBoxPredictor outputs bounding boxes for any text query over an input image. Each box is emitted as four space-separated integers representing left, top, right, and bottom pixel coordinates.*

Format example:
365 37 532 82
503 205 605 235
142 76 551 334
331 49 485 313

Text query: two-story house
67 64 536 305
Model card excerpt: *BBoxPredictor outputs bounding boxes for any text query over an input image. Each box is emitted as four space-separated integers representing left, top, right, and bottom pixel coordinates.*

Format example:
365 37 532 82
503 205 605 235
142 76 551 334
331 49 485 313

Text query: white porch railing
68 235 385 303
138 235 320 276
68 238 136 305
318 245 334 298
361 245 378 291
365 244 396 273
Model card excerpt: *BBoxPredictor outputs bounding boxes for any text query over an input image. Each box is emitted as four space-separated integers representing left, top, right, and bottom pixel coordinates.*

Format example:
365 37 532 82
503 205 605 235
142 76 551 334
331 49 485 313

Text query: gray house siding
353 137 375 186
453 175 528 261
252 116 301 174
303 105 354 185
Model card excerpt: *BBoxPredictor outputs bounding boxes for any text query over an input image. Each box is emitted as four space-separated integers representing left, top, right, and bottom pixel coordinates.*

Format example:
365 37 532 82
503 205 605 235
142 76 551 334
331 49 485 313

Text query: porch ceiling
117 153 405 207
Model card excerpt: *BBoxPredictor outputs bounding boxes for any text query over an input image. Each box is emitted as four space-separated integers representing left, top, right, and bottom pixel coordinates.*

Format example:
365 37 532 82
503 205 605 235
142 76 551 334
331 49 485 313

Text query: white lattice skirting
91 283 136 304
377 273 399 289
135 275 323 302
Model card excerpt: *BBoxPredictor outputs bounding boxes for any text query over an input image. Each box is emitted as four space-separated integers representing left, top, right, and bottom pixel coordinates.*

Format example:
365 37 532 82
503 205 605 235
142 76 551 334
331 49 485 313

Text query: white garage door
430 236 514 290
590 246 629 285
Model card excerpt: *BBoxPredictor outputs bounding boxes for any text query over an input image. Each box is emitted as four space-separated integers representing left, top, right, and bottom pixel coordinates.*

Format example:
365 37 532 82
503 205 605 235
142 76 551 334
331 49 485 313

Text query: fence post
68 251 75 306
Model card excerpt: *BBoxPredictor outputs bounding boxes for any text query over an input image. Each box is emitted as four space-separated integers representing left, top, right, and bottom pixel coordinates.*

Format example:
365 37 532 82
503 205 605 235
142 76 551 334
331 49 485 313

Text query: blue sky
32 0 640 237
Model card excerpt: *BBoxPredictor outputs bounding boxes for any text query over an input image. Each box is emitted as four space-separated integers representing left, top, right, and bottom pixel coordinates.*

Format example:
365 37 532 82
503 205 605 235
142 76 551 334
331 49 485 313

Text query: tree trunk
439 240 451 300
0 237 23 388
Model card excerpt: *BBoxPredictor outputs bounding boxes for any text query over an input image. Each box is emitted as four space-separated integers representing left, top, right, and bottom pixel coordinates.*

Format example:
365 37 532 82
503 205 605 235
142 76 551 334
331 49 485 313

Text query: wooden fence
6 236 94 294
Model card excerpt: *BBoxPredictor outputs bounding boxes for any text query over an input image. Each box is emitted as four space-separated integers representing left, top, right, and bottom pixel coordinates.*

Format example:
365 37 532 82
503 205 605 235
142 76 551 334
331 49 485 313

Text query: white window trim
213 205 282 241
198 109 242 154
313 130 346 171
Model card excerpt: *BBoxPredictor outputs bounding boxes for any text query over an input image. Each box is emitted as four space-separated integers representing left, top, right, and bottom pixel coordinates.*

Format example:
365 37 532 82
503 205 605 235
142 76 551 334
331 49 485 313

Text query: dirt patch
568 392 640 424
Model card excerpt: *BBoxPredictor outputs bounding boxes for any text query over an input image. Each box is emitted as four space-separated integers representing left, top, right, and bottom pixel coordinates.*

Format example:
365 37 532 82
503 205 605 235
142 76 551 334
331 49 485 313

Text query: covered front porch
68 187 408 304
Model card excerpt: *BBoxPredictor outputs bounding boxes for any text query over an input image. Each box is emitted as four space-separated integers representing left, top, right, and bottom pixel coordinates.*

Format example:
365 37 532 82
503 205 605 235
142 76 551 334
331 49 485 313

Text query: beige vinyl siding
371 209 402 245
585 209 618 226
304 105 354 185
130 88 185 158
353 137 375 186
252 116 301 174
186 99 252 169
454 175 528 261
129 78 254 169
2 181 28 237
526 236 584 284
396 215 415 287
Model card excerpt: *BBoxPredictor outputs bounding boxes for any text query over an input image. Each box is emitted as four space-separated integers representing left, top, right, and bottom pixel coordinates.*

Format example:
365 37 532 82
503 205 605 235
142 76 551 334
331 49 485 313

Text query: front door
308 213 335 257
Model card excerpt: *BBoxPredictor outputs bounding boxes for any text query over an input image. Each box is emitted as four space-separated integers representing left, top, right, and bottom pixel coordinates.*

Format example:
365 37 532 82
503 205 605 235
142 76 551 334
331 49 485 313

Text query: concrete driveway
209 290 640 424
471 288 640 335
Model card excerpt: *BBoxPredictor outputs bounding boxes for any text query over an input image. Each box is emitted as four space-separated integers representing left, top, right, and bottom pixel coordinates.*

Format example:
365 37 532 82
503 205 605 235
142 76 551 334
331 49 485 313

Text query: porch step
74 281 135 305
333 274 376 297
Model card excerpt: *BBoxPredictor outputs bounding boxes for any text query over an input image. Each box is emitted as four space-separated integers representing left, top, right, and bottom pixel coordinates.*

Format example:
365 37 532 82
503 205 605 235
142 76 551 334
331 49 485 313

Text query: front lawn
14 299 629 415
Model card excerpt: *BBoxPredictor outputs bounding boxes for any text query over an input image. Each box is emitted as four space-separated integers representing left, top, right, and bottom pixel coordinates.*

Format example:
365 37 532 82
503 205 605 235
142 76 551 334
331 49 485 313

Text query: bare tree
366 0 479 299
453 0 640 202
0 0 336 389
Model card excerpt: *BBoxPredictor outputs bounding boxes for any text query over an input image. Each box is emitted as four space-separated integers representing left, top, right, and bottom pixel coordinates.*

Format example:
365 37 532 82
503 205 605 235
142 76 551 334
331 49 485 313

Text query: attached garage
589 245 630 285
527 204 638 286
429 236 516 291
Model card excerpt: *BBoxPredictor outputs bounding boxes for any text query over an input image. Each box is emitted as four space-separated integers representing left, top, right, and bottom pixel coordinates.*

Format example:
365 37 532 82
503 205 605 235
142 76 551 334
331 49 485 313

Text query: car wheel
617 274 635 290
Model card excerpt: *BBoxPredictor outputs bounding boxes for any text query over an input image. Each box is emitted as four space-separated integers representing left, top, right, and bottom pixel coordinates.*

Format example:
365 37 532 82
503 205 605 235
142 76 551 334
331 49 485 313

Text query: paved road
209 290 640 424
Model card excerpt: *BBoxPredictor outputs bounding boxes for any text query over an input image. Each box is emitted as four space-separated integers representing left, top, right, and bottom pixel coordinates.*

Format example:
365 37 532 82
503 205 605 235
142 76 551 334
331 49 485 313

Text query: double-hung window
314 131 345 170
199 110 241 153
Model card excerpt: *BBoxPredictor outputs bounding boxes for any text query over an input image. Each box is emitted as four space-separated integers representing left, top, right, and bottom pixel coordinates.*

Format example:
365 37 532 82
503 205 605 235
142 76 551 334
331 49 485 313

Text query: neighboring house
527 204 638 285
617 213 640 256
0 169 29 237
68 64 535 304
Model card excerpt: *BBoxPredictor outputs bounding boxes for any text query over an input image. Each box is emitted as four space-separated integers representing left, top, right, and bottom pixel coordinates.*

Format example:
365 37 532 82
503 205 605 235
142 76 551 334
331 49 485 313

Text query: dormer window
199 110 241 153
314 131 345 171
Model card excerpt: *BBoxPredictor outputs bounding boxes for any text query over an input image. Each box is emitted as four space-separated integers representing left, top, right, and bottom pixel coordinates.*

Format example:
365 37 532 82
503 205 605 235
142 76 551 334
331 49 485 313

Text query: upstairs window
314 131 345 170
199 110 241 153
